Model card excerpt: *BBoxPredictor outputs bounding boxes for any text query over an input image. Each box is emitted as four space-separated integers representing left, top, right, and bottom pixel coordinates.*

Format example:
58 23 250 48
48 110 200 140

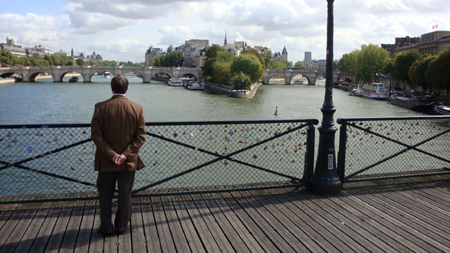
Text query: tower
281 46 288 62
224 31 227 45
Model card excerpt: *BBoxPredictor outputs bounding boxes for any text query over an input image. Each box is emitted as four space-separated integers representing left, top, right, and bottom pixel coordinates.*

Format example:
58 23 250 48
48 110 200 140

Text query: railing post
337 119 347 189
303 121 316 190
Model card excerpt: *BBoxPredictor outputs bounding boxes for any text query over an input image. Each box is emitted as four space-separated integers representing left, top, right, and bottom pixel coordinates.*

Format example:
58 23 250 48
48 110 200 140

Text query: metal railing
337 116 450 187
0 119 318 203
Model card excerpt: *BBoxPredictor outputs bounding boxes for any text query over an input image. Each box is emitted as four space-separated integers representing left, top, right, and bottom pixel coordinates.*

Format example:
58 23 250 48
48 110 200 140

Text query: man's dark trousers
97 170 135 234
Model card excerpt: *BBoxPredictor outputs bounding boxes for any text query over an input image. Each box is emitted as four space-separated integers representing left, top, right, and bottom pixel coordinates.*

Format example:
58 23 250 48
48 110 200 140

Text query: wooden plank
13 201 53 253
171 195 206 253
59 200 85 253
308 195 400 252
249 190 342 252
29 201 64 253
140 197 162 253
211 194 265 252
288 191 381 252
130 198 147 253
0 203 30 250
356 189 450 248
187 193 235 253
74 199 96 253
339 191 450 252
161 196 191 252
90 201 105 253
152 196 176 253
229 191 296 252
0 202 38 253
180 194 219 253
200 193 250 253
44 201 74 252
219 191 280 252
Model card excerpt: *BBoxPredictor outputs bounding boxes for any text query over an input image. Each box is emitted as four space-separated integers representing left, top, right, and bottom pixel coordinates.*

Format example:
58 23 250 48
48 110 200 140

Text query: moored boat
358 83 388 100
390 93 435 111
104 72 111 78
69 77 78 83
168 78 183 86
185 81 205 90
433 104 450 115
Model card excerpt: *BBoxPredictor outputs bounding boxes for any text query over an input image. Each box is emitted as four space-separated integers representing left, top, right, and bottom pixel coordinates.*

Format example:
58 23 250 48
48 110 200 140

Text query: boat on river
104 72 111 78
351 83 388 100
433 104 450 115
185 81 204 90
390 93 435 112
69 77 78 83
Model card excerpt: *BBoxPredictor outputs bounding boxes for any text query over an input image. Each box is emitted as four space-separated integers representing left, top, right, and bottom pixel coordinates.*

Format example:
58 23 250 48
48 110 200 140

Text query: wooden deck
1 175 450 252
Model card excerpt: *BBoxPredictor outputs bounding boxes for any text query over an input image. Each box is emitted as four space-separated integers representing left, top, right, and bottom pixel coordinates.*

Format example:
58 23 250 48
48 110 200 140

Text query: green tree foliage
382 56 396 75
408 54 435 91
154 51 183 67
394 50 421 84
76 58 85 66
294 61 306 69
261 50 272 69
212 61 232 84
231 71 252 90
202 44 232 81
267 60 290 69
230 54 264 84
426 45 450 93
241 49 265 70
338 50 360 79
356 44 389 82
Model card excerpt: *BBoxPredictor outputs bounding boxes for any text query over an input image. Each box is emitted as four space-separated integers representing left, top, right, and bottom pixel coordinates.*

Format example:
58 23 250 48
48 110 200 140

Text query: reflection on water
0 75 423 125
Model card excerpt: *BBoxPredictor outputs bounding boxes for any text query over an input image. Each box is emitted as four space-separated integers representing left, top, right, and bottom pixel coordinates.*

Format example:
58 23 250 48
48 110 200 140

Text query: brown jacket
91 95 146 172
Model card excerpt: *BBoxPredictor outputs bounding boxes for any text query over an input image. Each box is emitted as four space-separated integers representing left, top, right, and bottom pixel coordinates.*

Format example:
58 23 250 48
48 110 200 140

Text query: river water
0 74 423 125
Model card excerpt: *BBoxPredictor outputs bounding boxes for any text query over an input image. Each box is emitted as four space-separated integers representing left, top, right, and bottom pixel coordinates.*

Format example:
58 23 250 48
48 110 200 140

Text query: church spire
224 31 227 45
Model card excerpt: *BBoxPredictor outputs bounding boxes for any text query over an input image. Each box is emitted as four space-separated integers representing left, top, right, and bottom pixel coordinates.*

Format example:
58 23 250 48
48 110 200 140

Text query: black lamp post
310 0 341 194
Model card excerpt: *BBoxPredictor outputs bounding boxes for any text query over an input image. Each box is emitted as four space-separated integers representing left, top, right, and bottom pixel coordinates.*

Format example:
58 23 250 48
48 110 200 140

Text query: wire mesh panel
337 116 450 184
0 119 317 203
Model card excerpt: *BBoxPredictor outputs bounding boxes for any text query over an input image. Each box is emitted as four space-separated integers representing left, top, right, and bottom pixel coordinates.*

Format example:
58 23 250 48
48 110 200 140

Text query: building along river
0 74 424 125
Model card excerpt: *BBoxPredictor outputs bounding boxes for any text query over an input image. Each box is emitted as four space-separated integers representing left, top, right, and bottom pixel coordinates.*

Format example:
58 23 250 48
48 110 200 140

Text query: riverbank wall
0 78 15 85
205 82 260 98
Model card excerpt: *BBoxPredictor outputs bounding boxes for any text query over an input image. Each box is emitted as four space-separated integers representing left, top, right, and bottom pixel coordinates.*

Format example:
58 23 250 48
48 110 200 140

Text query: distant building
0 36 26 57
85 52 103 62
273 46 288 62
54 49 70 56
25 45 53 57
396 31 450 55
183 39 209 67
304 51 312 61
381 36 420 56
144 46 166 67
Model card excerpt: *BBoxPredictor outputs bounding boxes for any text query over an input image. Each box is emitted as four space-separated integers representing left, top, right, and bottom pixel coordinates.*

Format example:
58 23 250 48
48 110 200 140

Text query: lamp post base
310 177 341 195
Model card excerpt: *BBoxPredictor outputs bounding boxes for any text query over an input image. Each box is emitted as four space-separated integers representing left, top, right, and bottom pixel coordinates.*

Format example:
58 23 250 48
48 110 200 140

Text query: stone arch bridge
0 66 340 85
262 69 340 85
0 66 202 83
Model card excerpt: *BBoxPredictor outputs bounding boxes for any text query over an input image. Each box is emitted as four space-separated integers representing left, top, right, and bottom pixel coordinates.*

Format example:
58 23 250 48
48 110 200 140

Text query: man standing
91 75 146 235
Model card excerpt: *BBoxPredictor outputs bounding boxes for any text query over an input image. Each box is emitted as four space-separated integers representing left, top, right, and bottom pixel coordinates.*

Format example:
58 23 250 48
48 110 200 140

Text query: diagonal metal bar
350 124 450 161
0 138 93 172
345 126 450 180
7 162 97 188
132 124 307 194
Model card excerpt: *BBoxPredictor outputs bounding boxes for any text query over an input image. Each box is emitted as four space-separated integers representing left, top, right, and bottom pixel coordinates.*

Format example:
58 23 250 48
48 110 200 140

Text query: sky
0 0 449 64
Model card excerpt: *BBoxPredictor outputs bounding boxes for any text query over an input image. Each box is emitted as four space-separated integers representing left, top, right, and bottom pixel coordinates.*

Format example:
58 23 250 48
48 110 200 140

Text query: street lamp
310 0 341 194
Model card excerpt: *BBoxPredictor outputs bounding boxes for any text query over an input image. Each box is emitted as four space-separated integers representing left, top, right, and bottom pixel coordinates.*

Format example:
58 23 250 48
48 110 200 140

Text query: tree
267 61 289 69
202 45 232 81
230 54 264 84
394 50 421 84
261 50 272 69
426 45 450 96
294 61 306 69
212 60 232 84
356 44 389 82
241 49 265 70
76 58 85 66
338 50 360 81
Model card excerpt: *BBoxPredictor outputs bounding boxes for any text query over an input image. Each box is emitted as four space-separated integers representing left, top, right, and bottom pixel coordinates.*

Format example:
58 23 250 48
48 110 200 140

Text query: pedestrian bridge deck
1 175 450 252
